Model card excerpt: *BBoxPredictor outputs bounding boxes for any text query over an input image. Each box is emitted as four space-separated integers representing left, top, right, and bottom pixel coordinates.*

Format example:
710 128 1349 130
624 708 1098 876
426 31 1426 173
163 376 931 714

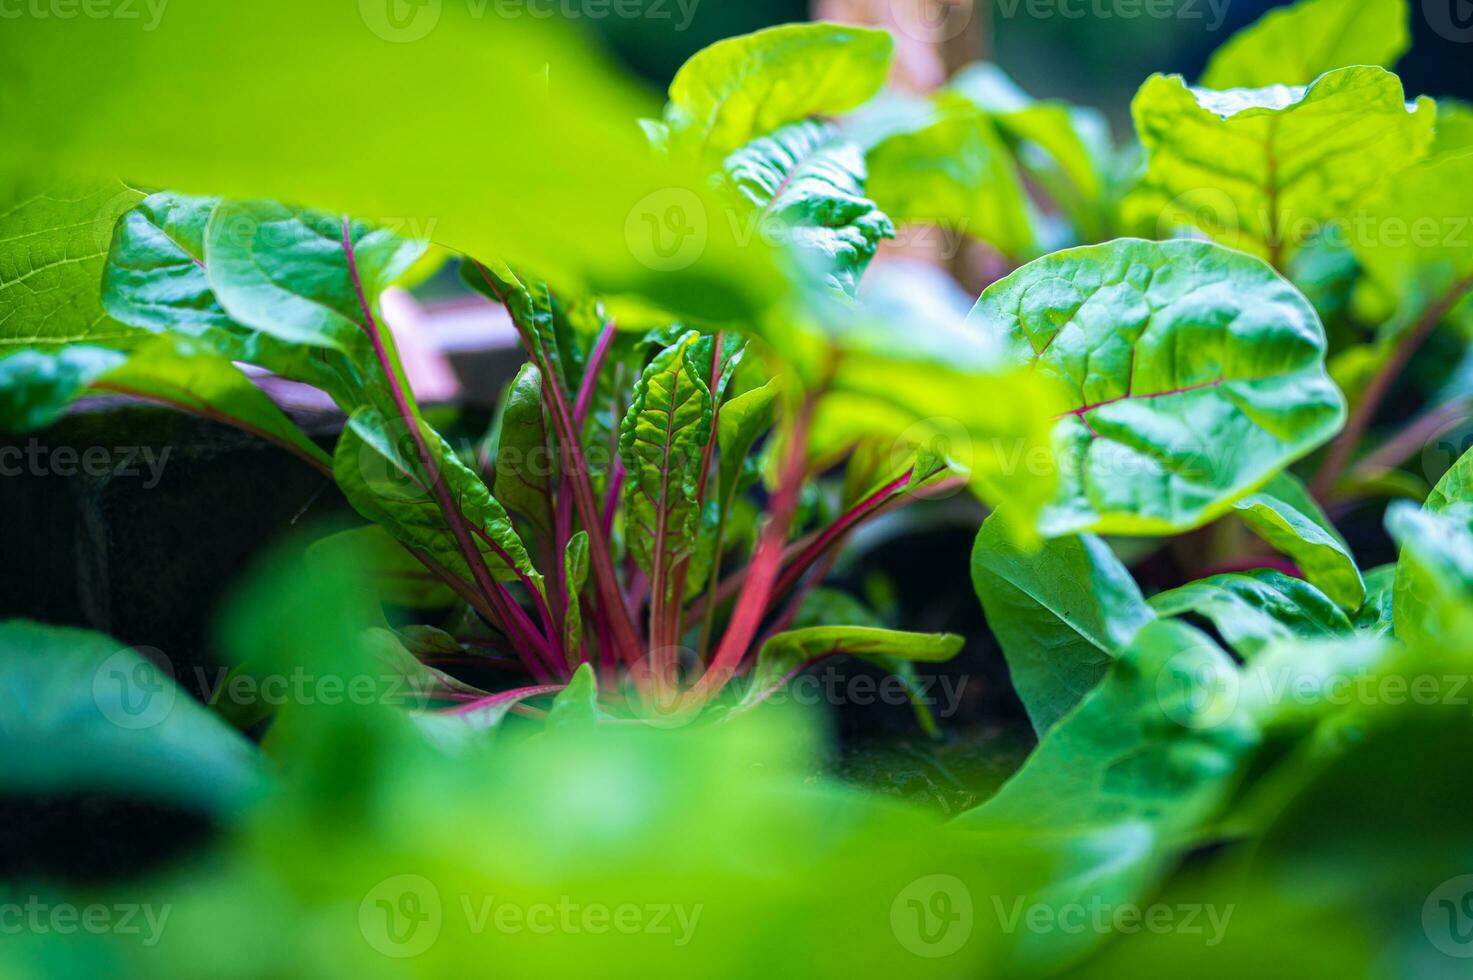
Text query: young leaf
493 363 558 540
0 620 264 814
862 93 1038 261
972 513 1156 734
723 120 895 295
618 331 712 595
716 379 779 508
1201 0 1410 89
966 238 1345 536
1150 569 1353 659
1353 564 1398 636
563 531 590 661
0 179 144 349
664 22 893 158
738 626 963 711
334 406 540 592
1129 67 1434 267
545 663 599 732
1233 472 1365 608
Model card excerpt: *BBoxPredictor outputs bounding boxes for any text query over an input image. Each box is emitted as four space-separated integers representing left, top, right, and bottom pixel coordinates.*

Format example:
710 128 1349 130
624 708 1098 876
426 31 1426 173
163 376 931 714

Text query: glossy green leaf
966 238 1345 536
546 663 599 732
863 92 1037 261
494 364 557 540
1233 472 1364 608
1129 67 1434 266
972 513 1155 734
723 120 894 295
664 22 893 158
0 179 143 349
716 378 778 511
1353 563 1397 636
619 331 711 594
1390 448 1473 646
334 406 539 594
0 620 264 814
739 626 962 710
1150 569 1352 659
0 345 124 432
1201 0 1410 89
2 2 780 322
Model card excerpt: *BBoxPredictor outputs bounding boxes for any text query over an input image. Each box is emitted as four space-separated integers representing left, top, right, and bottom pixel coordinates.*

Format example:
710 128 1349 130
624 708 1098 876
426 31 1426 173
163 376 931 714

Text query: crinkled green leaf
862 92 1037 261
966 238 1345 536
2 2 781 322
618 331 711 591
334 406 539 594
1129 67 1434 266
1150 569 1352 659
723 120 894 296
0 619 264 814
0 179 143 349
739 625 962 711
1201 0 1410 89
494 363 557 540
664 22 893 158
1353 563 1397 636
1233 472 1364 608
972 514 1155 734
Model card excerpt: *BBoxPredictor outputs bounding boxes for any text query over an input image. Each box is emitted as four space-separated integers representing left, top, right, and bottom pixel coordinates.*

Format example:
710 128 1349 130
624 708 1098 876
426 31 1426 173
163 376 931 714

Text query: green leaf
723 120 894 295
716 379 778 510
948 63 1115 240
1348 149 1473 330
1129 67 1435 266
306 526 455 610
1150 569 1352 659
1353 563 1397 636
965 238 1345 536
563 531 590 660
619 331 712 592
1233 472 1365 608
546 663 599 732
664 22 893 158
1201 0 1410 89
2 3 781 322
862 93 1037 261
493 363 557 540
205 200 423 356
972 514 1155 734
0 345 125 432
334 406 539 594
0 619 264 814
0 179 144 349
739 626 962 710
0 335 328 472
1390 450 1473 645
